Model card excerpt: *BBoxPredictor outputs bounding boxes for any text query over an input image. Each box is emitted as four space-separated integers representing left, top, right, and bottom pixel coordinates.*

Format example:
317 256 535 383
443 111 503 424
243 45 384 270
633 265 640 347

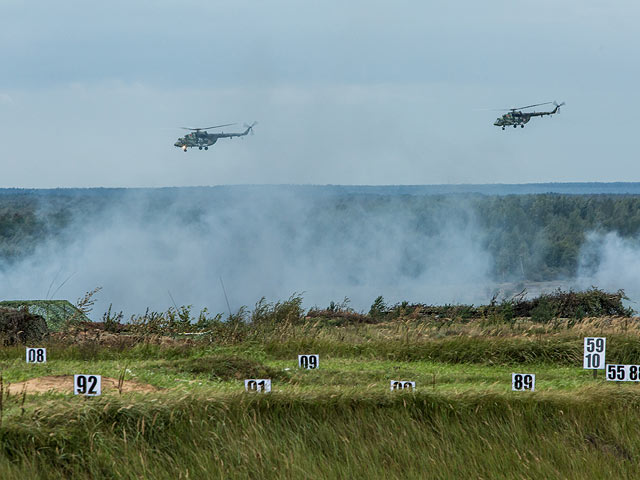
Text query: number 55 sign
584 337 606 369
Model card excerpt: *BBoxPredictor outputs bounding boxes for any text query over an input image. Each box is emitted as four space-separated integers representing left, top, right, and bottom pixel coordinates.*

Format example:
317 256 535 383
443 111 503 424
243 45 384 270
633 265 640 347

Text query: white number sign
26 347 46 363
606 364 640 382
390 380 415 391
74 375 101 396
583 337 606 369
244 379 271 392
298 354 319 369
512 373 535 391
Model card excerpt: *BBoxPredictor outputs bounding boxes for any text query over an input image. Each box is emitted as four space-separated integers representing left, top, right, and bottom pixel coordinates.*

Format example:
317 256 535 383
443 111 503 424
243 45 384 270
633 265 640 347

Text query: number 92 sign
74 375 101 396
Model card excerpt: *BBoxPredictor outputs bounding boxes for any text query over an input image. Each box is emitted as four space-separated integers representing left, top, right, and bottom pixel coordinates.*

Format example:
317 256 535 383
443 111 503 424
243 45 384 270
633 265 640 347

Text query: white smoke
0 188 494 318
577 231 640 307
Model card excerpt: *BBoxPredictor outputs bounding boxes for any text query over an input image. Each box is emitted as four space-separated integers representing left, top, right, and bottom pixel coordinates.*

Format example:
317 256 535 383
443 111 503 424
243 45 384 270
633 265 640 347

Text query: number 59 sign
583 337 606 369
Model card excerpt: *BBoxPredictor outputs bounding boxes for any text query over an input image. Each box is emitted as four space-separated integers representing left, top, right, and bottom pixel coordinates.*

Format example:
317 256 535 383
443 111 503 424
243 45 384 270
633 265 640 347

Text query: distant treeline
1 189 640 282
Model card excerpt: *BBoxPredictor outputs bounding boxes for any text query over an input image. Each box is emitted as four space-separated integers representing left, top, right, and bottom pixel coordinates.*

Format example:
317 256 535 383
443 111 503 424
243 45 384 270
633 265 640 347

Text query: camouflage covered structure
0 300 89 332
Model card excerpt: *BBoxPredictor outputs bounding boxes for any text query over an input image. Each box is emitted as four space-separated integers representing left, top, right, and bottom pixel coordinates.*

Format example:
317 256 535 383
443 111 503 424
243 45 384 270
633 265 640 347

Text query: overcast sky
2 0 640 188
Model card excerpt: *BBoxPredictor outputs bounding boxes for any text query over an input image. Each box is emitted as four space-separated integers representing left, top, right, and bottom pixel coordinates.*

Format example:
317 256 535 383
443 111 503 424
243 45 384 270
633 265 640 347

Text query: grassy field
1 297 640 479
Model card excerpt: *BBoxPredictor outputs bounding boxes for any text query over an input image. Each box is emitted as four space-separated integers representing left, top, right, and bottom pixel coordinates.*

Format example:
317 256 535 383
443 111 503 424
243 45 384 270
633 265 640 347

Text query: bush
0 307 48 344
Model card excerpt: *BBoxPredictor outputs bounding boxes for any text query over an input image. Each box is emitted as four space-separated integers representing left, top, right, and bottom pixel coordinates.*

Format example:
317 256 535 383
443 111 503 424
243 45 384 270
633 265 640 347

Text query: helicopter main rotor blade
181 123 236 131
512 102 554 111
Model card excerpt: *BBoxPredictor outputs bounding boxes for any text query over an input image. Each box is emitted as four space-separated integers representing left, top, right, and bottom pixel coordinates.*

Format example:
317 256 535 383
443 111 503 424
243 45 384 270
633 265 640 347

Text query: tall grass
0 390 639 479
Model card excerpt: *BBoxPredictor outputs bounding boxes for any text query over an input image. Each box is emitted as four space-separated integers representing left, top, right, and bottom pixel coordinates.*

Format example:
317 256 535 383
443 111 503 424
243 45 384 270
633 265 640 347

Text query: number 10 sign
583 337 606 369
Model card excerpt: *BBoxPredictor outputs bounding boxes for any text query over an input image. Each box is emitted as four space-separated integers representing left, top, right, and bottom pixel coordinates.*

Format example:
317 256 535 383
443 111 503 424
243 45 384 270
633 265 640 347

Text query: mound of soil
161 355 282 381
6 375 159 395
0 307 48 345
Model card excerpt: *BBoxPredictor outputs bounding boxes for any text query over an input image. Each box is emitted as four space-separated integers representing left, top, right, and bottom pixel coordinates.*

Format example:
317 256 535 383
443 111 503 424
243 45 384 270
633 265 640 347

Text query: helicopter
494 102 565 130
174 122 257 151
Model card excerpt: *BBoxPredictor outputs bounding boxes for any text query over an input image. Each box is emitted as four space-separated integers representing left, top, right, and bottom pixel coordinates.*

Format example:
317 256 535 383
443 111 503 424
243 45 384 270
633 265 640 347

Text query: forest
2 188 640 283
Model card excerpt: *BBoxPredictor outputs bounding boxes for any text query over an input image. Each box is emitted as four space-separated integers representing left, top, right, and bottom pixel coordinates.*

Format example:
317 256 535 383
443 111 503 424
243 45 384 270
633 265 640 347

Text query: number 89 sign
512 373 535 391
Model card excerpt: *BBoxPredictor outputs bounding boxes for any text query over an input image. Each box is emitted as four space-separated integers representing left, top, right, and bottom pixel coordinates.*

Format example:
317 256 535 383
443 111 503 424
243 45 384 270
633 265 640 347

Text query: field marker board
583 337 606 369
606 364 640 382
298 354 319 369
512 373 535 391
74 375 101 396
245 379 271 392
390 381 415 391
26 347 46 363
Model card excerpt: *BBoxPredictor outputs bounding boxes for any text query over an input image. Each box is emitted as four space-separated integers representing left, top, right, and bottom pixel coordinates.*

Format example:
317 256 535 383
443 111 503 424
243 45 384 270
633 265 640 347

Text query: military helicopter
494 102 565 130
174 122 257 151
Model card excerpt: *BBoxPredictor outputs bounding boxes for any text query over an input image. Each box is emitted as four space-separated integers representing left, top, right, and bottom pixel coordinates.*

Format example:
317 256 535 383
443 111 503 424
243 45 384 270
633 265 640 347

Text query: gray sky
2 0 640 188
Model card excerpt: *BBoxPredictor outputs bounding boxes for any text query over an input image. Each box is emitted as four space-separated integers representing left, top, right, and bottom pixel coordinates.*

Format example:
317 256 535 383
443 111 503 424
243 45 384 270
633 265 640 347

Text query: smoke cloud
577 232 640 306
0 188 494 318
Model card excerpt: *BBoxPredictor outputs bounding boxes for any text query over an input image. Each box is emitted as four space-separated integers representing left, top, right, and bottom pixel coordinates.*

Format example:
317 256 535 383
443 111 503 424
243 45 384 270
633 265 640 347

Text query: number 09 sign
583 337 606 369
298 354 319 370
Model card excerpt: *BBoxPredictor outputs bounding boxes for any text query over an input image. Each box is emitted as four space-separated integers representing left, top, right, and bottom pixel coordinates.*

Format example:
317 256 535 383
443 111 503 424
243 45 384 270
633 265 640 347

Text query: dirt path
5 375 159 395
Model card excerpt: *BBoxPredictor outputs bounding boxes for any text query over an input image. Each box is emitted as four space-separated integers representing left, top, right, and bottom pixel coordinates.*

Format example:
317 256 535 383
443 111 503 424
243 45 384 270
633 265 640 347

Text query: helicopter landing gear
204 146 208 150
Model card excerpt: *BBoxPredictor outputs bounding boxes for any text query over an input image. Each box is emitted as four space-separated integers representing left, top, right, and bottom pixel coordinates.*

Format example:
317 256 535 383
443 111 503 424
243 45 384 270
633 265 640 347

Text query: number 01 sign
583 337 606 369
244 379 271 392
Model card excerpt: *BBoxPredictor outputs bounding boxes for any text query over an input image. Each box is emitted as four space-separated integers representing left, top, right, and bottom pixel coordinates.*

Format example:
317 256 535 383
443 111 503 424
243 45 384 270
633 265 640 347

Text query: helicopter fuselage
493 112 532 128
494 103 563 130
174 123 256 151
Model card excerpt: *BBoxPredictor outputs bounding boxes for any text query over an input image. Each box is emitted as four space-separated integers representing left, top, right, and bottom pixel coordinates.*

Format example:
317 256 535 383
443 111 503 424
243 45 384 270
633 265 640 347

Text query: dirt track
5 375 159 395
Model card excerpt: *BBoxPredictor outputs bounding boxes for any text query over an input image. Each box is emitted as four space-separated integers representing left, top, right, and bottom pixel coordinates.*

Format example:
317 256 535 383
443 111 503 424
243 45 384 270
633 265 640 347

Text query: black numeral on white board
298 355 319 370
512 373 535 391
74 375 101 396
390 381 415 391
26 347 46 364
245 379 271 392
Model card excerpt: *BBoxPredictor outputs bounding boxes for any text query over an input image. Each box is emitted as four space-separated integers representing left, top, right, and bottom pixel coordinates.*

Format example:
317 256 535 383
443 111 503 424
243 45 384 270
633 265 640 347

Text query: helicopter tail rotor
553 101 566 113
243 121 258 135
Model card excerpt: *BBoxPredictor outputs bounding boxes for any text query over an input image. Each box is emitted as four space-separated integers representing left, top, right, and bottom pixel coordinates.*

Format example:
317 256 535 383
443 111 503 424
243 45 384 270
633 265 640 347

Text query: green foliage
251 294 304 326
530 298 556 323
101 304 123 333
512 288 634 318
156 355 283 381
369 295 388 320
